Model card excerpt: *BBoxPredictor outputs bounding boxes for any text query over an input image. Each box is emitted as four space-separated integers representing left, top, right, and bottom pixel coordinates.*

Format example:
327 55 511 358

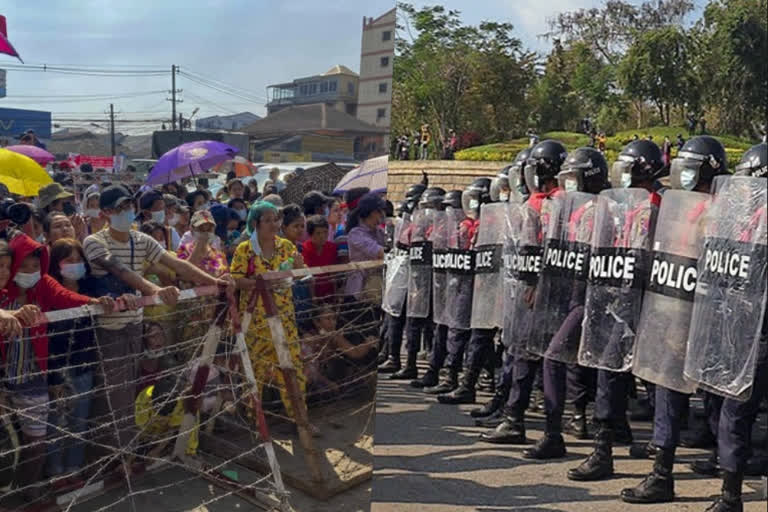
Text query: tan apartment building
357 7 395 148
266 65 360 117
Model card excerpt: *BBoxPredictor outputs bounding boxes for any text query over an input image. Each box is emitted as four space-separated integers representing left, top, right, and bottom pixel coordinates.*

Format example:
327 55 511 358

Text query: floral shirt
177 241 228 278
230 237 299 350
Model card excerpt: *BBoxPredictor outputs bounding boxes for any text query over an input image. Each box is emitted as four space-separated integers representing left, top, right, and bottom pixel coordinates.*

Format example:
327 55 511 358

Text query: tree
617 26 693 125
692 0 767 136
531 39 580 132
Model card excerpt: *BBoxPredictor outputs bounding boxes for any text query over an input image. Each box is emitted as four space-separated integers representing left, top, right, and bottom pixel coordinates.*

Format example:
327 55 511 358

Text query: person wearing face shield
691 142 767 512
620 135 729 505
388 187 445 381
478 140 567 437
509 147 608 460
567 140 664 482
422 179 488 398
379 183 427 374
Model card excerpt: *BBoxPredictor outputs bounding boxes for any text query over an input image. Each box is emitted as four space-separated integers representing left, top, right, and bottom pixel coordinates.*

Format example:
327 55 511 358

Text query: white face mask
60 262 86 281
168 213 180 226
194 231 212 242
85 209 101 219
236 209 247 220
109 208 135 232
499 192 510 202
564 179 579 193
36 234 45 243
14 271 41 289
249 228 261 255
151 210 165 223
468 199 479 210
680 169 698 190
621 172 632 189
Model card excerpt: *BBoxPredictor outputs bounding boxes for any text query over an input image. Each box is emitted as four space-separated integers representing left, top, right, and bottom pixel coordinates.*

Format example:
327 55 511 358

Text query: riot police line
379 137 767 512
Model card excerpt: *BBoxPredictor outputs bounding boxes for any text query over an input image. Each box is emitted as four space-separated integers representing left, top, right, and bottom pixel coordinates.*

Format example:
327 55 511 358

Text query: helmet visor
461 189 481 219
609 160 634 188
490 176 511 202
557 168 584 193
670 157 702 190
524 160 541 193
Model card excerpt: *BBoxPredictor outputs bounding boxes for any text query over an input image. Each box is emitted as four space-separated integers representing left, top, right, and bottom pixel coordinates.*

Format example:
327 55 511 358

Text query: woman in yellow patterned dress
230 201 309 424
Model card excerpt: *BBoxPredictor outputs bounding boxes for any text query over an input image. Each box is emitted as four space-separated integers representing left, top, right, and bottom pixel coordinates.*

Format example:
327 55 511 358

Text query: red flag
0 15 23 63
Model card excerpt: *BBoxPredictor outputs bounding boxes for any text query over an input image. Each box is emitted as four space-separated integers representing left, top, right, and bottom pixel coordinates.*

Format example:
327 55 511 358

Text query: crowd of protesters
0 168 386 509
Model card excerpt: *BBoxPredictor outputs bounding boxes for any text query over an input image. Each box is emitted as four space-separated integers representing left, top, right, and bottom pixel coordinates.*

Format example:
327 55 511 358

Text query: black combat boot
475 409 505 428
629 441 658 459
410 367 439 388
620 447 675 503
437 367 479 404
564 407 589 440
390 352 418 380
424 368 458 395
690 449 720 476
469 382 509 418
378 356 401 374
568 426 614 481
704 471 744 512
523 434 567 460
479 413 526 444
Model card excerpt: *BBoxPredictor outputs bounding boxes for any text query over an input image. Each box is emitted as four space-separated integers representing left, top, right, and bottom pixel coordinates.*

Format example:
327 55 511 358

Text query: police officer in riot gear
479 140 569 441
438 176 505 405
701 142 767 512
567 139 665 481
380 183 427 374
411 189 463 389
424 178 490 397
621 135 729 504
390 187 446 380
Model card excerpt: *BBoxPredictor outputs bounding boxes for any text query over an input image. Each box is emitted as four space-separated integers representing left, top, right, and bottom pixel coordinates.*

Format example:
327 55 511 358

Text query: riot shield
501 200 522 348
444 209 475 330
382 214 411 317
503 194 547 351
632 191 711 393
684 176 768 400
432 209 459 326
406 208 435 318
471 203 507 329
578 189 657 372
528 192 596 363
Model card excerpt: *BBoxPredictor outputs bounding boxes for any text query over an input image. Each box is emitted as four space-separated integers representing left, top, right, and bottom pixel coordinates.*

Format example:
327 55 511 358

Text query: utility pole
168 64 182 130
109 103 116 157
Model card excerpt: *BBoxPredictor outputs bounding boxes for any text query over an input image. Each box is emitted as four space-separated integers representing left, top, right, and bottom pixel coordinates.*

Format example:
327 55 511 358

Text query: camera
0 198 32 226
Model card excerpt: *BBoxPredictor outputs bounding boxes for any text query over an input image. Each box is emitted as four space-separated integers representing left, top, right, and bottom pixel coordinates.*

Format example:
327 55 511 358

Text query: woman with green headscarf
230 201 312 429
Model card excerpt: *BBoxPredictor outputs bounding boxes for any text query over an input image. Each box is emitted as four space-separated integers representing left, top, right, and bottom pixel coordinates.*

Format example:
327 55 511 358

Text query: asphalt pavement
371 365 767 512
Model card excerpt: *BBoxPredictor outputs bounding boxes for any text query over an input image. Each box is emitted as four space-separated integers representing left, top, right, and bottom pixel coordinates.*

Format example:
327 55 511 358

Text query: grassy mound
455 126 754 169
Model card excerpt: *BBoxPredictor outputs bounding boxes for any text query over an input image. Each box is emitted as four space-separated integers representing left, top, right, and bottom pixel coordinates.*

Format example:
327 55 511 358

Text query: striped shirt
4 300 47 392
83 229 164 329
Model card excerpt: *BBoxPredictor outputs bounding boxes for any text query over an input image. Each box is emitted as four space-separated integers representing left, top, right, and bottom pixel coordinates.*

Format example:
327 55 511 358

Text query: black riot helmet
558 147 609 194
402 183 427 214
734 142 767 178
610 139 665 188
419 187 447 209
442 190 463 210
670 135 728 191
490 166 511 202
524 140 568 193
461 177 492 219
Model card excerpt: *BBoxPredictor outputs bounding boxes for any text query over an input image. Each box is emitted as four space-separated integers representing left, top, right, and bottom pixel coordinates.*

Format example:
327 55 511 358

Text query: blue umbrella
146 140 239 185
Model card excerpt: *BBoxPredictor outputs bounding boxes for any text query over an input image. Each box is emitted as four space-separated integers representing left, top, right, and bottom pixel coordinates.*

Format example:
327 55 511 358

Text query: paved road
371 368 766 512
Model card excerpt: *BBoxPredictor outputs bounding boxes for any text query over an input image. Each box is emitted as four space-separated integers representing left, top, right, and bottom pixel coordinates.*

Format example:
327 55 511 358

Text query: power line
7 90 166 99
181 68 268 101
178 70 266 104
2 64 167 77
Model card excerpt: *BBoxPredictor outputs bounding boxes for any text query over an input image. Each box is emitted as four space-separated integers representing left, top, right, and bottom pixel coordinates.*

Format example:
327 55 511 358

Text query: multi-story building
356 7 395 147
195 112 260 132
266 65 359 117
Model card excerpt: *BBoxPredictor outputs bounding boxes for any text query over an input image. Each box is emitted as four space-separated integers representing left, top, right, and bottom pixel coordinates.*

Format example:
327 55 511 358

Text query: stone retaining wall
386 160 507 201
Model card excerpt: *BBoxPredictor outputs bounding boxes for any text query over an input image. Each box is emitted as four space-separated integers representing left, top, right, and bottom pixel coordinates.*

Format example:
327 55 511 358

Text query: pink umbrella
5 145 55 166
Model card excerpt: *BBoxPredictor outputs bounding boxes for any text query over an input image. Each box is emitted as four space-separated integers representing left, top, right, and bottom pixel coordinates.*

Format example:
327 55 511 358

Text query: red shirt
302 239 338 298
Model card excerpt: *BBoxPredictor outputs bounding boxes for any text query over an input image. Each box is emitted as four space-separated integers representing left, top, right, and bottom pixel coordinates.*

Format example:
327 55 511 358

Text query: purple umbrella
5 144 55 166
146 140 239 185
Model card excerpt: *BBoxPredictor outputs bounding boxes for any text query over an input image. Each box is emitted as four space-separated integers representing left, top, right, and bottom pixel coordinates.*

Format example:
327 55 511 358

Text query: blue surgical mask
249 228 261 255
110 208 135 232
60 262 87 281
14 271 41 289
236 209 247 220
680 169 698 190
151 210 166 224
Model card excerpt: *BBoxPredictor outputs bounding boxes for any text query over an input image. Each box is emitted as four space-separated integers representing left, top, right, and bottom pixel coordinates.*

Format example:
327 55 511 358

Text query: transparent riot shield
578 188 657 372
503 194 547 351
501 200 522 348
684 176 768 400
406 208 435 318
632 190 711 393
445 209 475 330
470 203 507 330
432 209 459 326
382 214 411 317
528 192 596 363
